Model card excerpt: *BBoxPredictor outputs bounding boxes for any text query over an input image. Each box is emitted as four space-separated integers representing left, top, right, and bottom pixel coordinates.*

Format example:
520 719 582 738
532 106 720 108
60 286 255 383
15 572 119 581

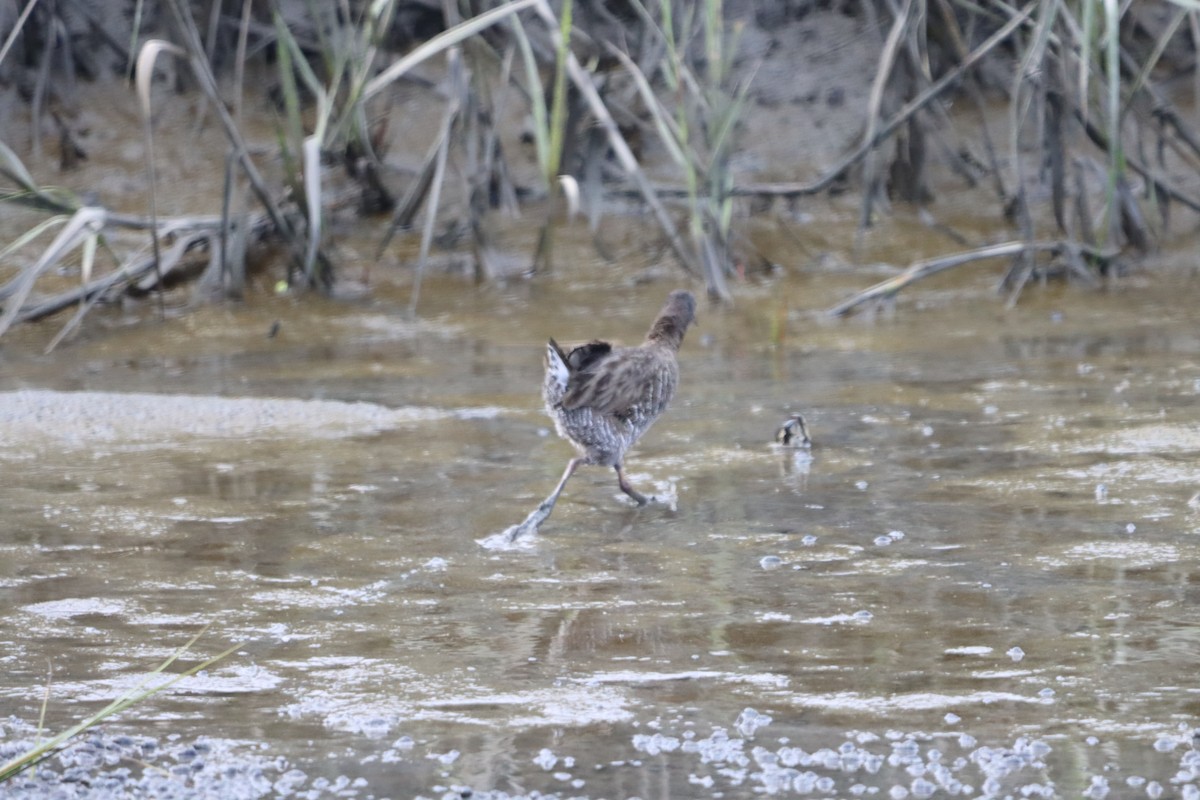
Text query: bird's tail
543 338 570 407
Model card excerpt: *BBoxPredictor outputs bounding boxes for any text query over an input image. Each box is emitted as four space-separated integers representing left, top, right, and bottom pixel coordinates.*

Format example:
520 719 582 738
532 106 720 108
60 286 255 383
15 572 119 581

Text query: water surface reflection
2 271 1199 798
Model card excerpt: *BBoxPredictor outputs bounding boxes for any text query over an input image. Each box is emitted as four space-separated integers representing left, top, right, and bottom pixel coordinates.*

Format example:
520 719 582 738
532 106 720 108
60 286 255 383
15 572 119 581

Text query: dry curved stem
826 240 1118 317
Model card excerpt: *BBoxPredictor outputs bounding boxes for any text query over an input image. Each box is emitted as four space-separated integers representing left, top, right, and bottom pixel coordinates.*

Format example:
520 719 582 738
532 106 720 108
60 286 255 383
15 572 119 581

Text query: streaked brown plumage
504 290 696 540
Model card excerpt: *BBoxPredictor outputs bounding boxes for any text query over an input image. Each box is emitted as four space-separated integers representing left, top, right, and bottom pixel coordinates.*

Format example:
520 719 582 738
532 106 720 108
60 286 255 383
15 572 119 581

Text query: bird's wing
561 346 676 417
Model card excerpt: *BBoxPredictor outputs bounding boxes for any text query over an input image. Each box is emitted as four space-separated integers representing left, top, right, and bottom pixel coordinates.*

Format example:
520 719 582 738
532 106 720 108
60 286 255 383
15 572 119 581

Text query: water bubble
874 536 893 546
802 535 818 546
852 610 874 622
889 530 905 540
1154 737 1178 753
760 556 783 570
1147 781 1164 798
534 748 557 770
1007 646 1025 662
735 708 773 738
632 733 681 756
856 481 869 491
944 713 960 724
1095 484 1108 501
1038 687 1055 699
1083 775 1110 799
911 778 937 798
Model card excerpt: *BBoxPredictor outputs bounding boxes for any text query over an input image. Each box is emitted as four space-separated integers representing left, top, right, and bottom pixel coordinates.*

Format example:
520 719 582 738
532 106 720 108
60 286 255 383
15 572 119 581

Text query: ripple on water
789 690 1043 713
22 597 130 619
1039 541 1179 568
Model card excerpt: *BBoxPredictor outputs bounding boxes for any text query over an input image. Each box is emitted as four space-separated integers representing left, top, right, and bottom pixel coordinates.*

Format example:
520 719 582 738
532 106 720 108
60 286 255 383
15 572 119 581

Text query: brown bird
503 290 696 540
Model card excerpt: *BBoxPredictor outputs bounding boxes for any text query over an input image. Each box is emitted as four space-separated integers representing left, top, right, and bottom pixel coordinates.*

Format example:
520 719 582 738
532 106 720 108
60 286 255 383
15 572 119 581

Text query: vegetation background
2 0 1199 347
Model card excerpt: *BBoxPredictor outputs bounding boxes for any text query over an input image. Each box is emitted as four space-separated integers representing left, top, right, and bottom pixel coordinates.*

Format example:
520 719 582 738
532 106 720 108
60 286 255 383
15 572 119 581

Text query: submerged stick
826 240 1116 316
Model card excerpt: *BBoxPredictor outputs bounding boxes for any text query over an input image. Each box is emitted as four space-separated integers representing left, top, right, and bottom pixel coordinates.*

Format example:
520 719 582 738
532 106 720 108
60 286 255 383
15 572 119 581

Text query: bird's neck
645 317 687 351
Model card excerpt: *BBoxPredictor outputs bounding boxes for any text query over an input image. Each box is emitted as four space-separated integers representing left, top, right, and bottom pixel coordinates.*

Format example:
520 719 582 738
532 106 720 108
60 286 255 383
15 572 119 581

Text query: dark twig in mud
827 240 1119 317
1073 111 1200 216
21 227 250 326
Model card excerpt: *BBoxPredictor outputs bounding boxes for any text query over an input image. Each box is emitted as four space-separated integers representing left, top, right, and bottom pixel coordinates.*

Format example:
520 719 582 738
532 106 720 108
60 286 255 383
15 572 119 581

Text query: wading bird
503 290 696 540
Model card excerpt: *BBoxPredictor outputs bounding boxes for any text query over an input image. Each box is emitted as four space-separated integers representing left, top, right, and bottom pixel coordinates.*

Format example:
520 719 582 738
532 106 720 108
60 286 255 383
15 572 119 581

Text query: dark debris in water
0 718 367 799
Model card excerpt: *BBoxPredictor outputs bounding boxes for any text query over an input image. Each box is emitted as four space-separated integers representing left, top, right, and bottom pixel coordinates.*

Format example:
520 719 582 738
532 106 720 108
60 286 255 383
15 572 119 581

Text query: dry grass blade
0 0 40 68
0 628 241 783
609 47 691 171
362 0 539 102
409 58 457 316
508 15 557 187
135 39 187 310
0 216 71 295
0 138 41 194
0 206 107 338
302 134 324 281
860 0 914 229
1122 7 1187 120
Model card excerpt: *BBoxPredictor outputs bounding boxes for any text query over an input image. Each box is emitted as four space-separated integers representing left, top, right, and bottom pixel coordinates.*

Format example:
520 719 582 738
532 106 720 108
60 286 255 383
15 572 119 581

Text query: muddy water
2 239 1200 799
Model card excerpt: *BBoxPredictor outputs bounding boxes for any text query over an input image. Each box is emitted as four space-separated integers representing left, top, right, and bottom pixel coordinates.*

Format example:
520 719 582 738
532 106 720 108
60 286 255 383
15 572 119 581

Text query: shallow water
2 245 1200 799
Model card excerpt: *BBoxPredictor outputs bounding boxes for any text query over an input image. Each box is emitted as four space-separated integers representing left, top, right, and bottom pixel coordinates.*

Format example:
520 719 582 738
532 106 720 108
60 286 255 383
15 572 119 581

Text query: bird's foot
479 517 541 550
645 479 679 511
478 496 559 549
619 478 678 511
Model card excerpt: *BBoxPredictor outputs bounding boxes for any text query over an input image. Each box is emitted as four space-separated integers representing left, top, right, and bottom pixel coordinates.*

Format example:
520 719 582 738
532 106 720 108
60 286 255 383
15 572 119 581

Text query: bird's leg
541 457 582 514
615 464 650 506
506 458 582 541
